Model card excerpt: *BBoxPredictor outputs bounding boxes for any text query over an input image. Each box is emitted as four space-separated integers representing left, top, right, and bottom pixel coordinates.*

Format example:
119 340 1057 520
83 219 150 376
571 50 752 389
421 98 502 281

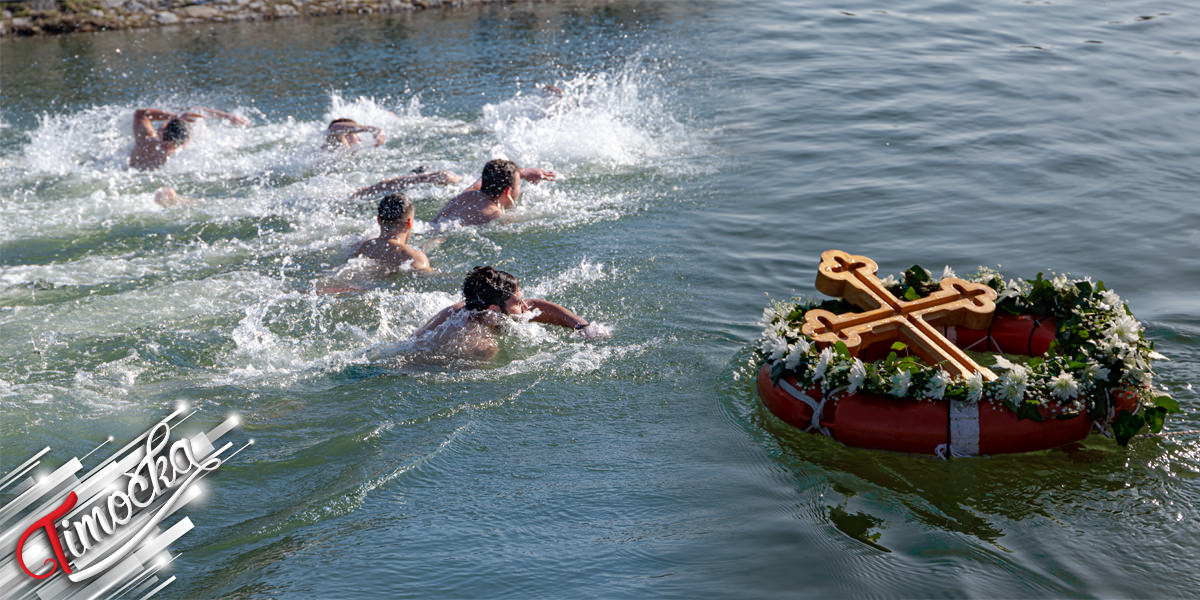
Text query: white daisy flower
759 306 778 327
965 372 984 403
784 343 806 370
889 370 912 396
812 347 833 381
1050 372 1079 401
998 365 1029 403
1107 313 1141 344
925 370 950 400
848 358 867 394
763 335 789 361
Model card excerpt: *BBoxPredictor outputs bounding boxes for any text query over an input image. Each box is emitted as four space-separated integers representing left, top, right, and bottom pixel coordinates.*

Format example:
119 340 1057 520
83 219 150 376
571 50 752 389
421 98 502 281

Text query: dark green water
1 0 1199 597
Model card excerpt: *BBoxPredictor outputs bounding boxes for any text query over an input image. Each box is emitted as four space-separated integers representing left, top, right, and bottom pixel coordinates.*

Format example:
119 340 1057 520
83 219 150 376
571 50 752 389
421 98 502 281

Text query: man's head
463 266 525 313
326 118 361 146
161 118 191 145
479 159 520 200
377 193 415 232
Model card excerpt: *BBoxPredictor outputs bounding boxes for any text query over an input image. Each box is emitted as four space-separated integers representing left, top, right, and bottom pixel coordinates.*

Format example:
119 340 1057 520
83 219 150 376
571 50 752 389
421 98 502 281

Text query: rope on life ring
1028 316 1044 356
957 316 999 353
777 379 832 437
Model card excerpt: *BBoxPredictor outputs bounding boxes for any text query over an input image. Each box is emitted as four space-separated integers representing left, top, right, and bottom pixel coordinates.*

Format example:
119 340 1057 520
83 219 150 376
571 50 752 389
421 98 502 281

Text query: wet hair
328 118 356 128
377 193 414 225
479 159 519 198
463 266 519 312
161 118 190 144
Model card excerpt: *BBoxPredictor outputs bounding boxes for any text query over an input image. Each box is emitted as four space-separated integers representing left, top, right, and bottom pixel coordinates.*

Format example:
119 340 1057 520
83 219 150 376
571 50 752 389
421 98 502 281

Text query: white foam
0 56 703 399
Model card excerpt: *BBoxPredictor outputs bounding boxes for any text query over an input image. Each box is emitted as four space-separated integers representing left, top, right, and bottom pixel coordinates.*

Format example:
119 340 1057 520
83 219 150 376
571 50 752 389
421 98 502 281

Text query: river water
1 0 1198 597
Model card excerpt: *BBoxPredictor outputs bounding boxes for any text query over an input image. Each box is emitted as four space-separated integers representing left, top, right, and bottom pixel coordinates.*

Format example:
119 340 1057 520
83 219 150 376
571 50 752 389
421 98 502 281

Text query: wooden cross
801 249 999 380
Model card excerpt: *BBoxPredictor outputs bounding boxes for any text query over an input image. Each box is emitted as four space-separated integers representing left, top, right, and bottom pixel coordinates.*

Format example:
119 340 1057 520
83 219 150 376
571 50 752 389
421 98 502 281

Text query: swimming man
323 118 385 149
412 266 606 360
129 106 249 170
349 193 432 273
431 159 555 227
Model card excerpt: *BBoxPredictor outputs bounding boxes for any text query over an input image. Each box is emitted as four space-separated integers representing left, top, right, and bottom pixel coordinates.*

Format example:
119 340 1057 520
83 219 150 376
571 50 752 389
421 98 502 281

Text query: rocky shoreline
1 0 508 37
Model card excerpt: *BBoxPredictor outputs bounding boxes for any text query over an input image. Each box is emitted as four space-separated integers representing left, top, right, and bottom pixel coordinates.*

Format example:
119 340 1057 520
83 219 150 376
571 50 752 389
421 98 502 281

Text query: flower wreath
757 264 1177 445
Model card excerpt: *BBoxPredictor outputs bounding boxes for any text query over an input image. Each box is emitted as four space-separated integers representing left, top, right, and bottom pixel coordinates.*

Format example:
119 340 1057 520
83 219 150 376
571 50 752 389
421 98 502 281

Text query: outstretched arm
132 108 176 140
526 299 588 329
328 123 385 146
349 170 462 199
187 106 250 126
527 299 609 338
519 167 556 183
460 167 556 193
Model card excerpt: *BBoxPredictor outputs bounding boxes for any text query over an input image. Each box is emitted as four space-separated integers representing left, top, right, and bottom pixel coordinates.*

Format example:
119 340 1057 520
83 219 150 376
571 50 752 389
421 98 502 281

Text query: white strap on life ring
777 379 832 437
948 400 980 457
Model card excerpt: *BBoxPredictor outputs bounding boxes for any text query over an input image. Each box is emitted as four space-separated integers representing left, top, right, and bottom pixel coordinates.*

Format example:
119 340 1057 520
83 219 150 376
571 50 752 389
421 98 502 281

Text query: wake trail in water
0 53 703 412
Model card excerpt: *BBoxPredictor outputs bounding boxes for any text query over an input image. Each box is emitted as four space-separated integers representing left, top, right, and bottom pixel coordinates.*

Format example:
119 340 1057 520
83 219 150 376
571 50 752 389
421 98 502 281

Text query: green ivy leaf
1112 410 1145 446
1016 402 1046 422
904 287 919 301
834 341 850 357
1145 406 1167 434
1154 395 1181 412
1089 388 1111 421
890 341 908 352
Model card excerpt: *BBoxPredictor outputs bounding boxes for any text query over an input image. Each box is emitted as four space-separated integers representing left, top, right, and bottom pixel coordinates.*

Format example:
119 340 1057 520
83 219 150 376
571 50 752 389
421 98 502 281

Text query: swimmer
431 159 555 227
411 266 608 360
349 193 433 273
323 118 385 149
349 167 464 200
153 186 192 207
129 106 249 171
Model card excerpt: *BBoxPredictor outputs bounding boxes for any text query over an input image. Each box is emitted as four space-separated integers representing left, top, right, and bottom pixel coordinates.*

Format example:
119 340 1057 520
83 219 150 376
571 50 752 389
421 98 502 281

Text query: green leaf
1112 410 1145 446
1016 402 1047 422
890 341 908 352
1154 395 1181 412
834 341 850 357
1145 406 1167 434
770 361 785 384
904 287 919 301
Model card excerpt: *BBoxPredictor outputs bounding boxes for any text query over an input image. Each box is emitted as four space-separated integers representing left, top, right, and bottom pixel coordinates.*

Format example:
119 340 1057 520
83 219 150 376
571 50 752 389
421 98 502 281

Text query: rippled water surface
2 0 1199 597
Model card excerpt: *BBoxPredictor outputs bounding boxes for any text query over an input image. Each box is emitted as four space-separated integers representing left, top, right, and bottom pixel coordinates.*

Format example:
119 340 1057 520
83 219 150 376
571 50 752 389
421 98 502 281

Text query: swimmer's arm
413 303 466 338
350 171 462 199
329 124 386 146
526 299 588 329
408 249 434 274
133 108 174 139
187 106 250 126
458 168 551 193
519 167 556 183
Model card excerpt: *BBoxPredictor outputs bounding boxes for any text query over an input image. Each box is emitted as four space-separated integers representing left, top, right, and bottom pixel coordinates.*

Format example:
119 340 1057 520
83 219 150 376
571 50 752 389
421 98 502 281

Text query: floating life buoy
756 250 1175 456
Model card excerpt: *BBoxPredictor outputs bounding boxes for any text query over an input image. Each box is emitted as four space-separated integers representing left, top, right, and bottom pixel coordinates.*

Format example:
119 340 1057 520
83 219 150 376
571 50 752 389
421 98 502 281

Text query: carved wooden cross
801 249 999 380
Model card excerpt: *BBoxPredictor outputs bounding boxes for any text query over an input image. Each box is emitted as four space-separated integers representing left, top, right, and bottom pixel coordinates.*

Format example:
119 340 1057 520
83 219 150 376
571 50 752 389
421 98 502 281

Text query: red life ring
756 313 1138 455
